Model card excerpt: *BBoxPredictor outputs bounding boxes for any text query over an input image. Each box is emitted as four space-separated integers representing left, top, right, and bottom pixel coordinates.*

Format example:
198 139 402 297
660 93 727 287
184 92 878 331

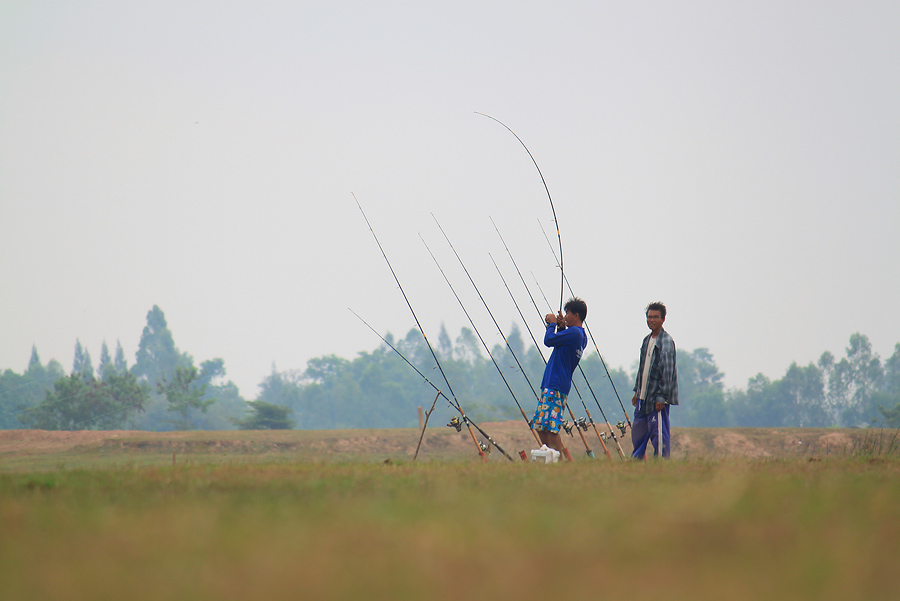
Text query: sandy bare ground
0 423 889 465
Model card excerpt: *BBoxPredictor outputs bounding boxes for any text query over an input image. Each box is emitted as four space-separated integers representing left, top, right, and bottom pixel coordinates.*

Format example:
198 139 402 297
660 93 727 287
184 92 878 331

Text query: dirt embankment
674 428 862 459
0 424 889 463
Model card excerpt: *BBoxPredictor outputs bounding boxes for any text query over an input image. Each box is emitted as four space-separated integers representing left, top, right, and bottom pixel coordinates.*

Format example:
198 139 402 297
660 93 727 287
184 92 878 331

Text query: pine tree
114 340 128 374
98 341 115 380
72 340 94 380
132 305 192 389
28 345 41 370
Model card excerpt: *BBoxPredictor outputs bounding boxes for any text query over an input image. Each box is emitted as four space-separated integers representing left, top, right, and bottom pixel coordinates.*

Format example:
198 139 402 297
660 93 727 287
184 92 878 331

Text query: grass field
2 427 899 601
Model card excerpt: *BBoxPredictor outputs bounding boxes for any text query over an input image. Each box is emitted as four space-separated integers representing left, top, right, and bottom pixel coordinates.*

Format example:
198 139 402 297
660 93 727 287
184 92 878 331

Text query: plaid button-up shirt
633 328 679 415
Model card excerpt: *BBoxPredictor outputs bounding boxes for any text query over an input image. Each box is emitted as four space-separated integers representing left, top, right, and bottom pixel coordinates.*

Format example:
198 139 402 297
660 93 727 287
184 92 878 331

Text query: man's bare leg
539 430 565 455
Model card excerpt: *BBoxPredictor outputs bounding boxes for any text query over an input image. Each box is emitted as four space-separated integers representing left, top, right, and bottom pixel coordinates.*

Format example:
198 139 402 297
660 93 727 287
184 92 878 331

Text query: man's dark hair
564 297 587 322
645 301 667 319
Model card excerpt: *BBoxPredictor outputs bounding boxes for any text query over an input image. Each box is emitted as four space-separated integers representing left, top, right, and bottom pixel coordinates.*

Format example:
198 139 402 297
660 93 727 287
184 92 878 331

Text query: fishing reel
600 431 615 443
575 417 590 432
616 421 629 437
562 420 574 436
447 416 463 432
479 441 490 453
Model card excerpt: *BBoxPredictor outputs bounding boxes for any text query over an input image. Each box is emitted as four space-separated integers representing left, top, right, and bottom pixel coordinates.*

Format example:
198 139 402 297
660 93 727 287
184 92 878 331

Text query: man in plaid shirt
630 301 679 458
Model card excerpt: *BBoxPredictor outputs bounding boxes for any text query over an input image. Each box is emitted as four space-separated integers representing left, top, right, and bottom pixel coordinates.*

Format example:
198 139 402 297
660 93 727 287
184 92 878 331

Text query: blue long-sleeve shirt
540 324 586 396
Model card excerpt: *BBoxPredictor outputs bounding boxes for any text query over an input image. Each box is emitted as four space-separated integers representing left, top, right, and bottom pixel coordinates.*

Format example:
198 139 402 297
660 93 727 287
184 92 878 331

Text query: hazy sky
2 1 898 402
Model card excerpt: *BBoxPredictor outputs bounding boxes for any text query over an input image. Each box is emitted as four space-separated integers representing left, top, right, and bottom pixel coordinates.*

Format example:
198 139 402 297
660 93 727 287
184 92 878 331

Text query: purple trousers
631 404 670 459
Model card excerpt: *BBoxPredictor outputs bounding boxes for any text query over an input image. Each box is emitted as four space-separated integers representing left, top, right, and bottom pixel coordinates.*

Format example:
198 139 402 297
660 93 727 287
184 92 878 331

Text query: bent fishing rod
477 112 565 314
490 218 627 457
530 268 628 458
353 194 511 462
435 216 595 460
478 114 605 458
537 220 632 429
349 309 513 462
419 229 545 454
477 113 623 441
489 252 600 459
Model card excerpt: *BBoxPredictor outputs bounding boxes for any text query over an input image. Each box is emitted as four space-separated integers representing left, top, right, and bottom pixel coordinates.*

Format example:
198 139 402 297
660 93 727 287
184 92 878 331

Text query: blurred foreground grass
2 457 899 601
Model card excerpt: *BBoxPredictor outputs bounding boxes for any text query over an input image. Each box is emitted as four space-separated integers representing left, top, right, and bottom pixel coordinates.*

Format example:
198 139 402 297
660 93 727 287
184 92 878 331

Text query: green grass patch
2 456 899 601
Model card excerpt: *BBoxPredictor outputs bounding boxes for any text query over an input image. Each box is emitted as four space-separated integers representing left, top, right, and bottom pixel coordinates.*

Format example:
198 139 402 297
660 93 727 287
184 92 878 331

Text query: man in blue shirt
532 297 588 456
631 301 679 458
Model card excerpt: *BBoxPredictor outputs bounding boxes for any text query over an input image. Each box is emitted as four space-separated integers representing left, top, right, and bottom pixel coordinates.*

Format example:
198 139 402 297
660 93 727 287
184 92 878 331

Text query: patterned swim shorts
533 388 566 434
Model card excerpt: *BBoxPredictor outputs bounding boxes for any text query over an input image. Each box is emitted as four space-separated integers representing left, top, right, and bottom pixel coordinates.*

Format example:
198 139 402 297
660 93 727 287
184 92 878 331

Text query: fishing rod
429 218 544 408
419 229 543 453
574 360 626 459
529 269 628 458
352 194 509 463
434 215 593 460
537 220 632 429
489 252 599 459
489 217 622 458
489 221 620 458
581 401 617 451
349 309 515 462
475 115 610 458
476 112 564 314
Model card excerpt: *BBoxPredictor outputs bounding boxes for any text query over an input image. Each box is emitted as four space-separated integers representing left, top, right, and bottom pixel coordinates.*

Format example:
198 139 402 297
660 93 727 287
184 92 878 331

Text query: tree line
0 306 260 431
1 305 899 430
677 335 900 428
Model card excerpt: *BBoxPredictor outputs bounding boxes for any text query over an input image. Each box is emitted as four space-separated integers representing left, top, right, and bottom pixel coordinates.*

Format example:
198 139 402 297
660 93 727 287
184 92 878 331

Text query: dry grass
3 424 897 472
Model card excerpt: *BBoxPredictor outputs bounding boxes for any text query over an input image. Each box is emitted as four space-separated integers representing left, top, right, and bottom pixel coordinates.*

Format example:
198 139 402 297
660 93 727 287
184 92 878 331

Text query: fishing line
476 112 564 313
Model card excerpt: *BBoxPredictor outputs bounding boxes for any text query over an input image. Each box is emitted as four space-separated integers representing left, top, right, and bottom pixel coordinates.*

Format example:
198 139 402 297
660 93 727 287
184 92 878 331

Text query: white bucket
530 445 561 463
